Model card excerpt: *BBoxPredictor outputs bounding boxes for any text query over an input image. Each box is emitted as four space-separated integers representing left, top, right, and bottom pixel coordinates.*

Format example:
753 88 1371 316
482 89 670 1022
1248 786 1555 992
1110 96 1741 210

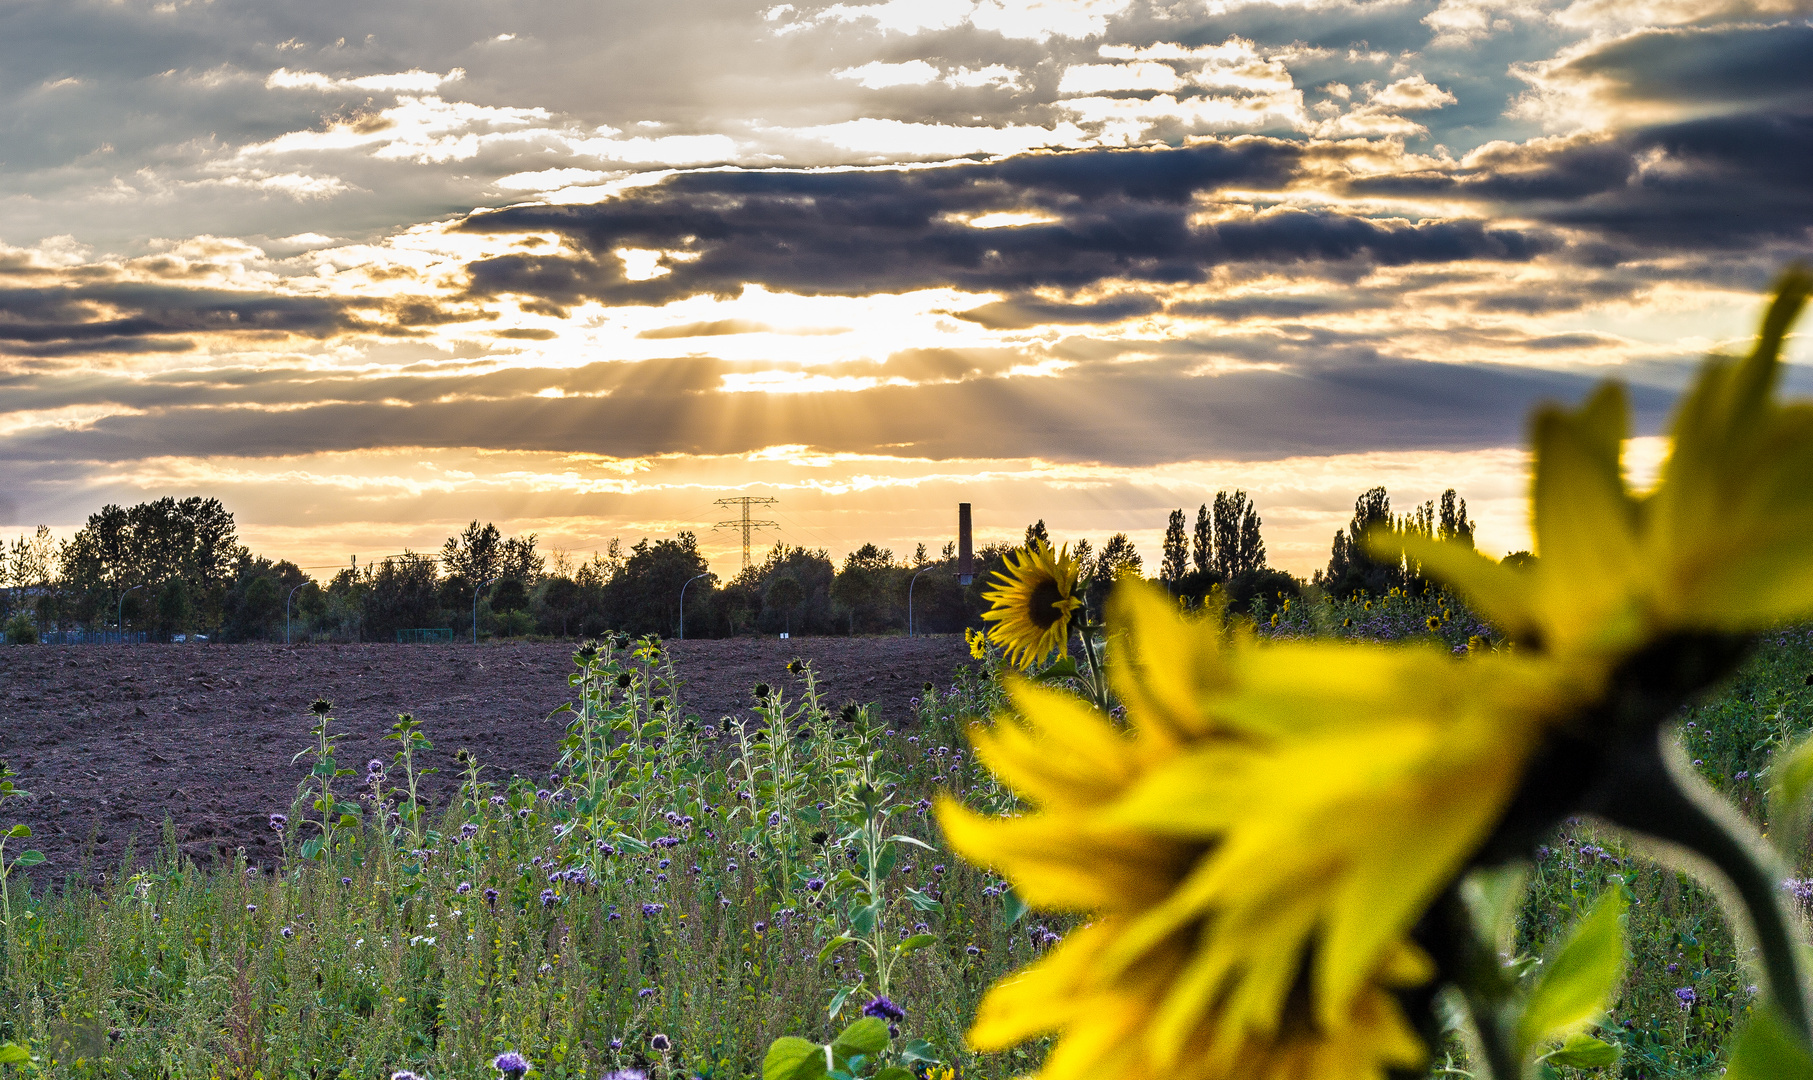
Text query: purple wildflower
862 996 906 1023
650 1033 671 1052
493 1052 531 1078
1675 987 1697 1010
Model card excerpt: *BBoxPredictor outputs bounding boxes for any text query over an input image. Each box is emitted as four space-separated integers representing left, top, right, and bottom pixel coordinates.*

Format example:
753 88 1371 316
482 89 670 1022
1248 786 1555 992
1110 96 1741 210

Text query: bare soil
0 636 972 881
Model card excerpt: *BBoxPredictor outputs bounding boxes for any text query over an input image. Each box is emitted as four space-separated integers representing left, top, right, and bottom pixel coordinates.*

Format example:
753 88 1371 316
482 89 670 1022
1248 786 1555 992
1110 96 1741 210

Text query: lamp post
678 572 711 640
473 577 498 644
907 564 936 638
286 580 312 645
117 583 144 644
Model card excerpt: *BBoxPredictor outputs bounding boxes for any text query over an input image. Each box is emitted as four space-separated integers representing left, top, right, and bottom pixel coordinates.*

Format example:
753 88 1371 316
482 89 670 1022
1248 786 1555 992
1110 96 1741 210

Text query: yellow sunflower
981 540 1084 669
940 584 1575 1080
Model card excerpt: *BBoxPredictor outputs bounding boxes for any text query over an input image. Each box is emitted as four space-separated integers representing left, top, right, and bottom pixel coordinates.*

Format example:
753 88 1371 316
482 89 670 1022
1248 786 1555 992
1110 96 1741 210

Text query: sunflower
981 540 1084 670
940 584 1573 1080
943 276 1813 1080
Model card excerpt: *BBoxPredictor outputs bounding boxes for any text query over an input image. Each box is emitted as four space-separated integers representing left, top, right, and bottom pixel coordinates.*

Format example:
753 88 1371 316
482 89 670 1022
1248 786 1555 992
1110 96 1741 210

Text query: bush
3 613 36 645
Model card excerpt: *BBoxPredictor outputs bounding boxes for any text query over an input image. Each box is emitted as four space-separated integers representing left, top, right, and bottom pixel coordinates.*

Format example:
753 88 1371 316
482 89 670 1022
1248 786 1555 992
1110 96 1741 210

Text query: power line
712 497 780 571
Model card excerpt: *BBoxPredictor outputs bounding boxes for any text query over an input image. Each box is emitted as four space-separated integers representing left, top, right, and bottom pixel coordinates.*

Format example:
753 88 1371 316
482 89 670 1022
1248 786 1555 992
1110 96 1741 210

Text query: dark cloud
1351 109 1813 252
0 348 1675 468
952 293 1162 328
1547 23 1813 113
459 143 1556 311
0 280 493 353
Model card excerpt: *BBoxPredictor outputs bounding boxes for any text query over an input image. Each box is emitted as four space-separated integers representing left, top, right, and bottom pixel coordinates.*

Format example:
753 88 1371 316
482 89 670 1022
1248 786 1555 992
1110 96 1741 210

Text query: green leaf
300 838 323 860
903 888 942 914
762 1037 827 1080
828 984 855 1021
13 851 43 868
1546 1033 1622 1068
1031 657 1080 681
831 1018 889 1059
874 1068 915 1080
884 834 935 852
1773 734 1813 848
1518 887 1627 1056
1001 887 1029 926
0 1042 29 1065
6 825 29 838
897 1039 938 1065
1726 1006 1813 1080
1461 864 1528 954
818 936 859 962
849 899 882 937
893 933 937 957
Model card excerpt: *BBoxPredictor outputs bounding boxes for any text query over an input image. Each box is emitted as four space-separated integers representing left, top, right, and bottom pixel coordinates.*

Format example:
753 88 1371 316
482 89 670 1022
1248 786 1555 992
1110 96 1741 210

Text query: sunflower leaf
1545 1033 1622 1068
832 1018 889 1058
1517 887 1627 1057
1770 733 1813 851
1725 1005 1813 1080
762 1036 827 1080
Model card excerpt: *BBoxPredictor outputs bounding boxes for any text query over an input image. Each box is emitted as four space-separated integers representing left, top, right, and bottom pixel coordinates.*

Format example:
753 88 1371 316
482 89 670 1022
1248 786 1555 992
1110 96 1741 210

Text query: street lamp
117 583 145 643
907 564 937 638
286 580 312 645
473 577 499 644
678 572 711 640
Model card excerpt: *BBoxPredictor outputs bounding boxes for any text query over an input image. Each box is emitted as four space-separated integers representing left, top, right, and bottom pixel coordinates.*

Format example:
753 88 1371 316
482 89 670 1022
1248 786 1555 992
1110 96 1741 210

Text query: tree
1319 487 1398 598
830 543 899 634
1211 490 1266 579
362 553 445 640
441 521 503 589
1025 520 1051 549
1161 509 1188 588
604 532 713 637
765 575 805 634
1093 533 1143 591
1191 505 1211 576
1439 489 1474 548
59 497 243 636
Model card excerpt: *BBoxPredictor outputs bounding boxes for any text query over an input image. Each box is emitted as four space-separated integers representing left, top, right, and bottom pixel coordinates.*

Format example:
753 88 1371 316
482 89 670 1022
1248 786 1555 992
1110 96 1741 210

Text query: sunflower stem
1595 735 1811 1043
1077 624 1110 713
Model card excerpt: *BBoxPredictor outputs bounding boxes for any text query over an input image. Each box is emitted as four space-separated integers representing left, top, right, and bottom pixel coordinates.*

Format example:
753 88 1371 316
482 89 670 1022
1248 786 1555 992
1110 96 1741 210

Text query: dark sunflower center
1026 577 1066 630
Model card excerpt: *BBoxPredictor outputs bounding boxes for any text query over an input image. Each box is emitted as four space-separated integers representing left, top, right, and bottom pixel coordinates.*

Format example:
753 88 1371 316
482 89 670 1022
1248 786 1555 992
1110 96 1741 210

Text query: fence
43 630 147 644
396 628 455 644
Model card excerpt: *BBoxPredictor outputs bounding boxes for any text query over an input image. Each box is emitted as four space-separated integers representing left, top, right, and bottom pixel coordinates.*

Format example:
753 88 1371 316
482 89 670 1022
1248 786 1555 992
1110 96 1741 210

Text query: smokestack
957 503 973 585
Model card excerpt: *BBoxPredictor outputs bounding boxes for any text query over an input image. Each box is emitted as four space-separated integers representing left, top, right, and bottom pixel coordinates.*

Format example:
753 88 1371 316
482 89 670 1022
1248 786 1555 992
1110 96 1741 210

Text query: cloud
457 143 1555 312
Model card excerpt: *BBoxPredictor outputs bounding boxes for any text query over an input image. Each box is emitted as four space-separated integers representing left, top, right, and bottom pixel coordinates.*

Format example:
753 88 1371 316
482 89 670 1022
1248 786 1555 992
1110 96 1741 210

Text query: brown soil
0 636 972 881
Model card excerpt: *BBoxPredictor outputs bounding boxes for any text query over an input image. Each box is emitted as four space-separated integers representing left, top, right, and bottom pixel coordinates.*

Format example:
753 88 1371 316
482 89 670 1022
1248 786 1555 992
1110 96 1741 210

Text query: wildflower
368 759 385 775
863 996 906 1023
393 1072 423 1080
1676 987 1697 1011
966 944 981 956
641 903 665 916
982 539 1084 669
245 904 257 913
540 889 557 907
602 1071 647 1080
484 888 499 907
755 921 766 932
268 813 287 833
650 1033 671 1052
461 822 480 839
609 1038 623 1050
806 878 825 892
638 987 656 999
493 1051 530 1078
340 877 352 887
280 926 294 939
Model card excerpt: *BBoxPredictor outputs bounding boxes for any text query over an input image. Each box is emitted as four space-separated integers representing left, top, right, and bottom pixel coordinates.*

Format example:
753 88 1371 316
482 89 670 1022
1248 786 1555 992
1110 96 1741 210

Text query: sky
2 0 1810 580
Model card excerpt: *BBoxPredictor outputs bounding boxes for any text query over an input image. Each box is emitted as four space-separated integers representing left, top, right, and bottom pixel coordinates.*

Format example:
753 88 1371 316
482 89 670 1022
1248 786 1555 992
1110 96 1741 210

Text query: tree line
1 485 1518 643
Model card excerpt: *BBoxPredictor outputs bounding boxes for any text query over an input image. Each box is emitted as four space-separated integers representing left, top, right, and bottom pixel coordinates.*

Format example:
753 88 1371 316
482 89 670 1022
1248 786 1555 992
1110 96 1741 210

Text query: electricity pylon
713 497 779 571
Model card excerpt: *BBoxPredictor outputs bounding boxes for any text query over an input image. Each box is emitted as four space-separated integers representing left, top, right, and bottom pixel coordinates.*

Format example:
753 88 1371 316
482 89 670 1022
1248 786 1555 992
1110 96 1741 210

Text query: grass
1 609 1811 1079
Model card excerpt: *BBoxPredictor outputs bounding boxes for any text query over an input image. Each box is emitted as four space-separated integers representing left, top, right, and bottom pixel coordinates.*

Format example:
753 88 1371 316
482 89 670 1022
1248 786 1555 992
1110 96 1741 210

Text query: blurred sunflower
982 540 1084 669
944 274 1813 1079
941 584 1573 1080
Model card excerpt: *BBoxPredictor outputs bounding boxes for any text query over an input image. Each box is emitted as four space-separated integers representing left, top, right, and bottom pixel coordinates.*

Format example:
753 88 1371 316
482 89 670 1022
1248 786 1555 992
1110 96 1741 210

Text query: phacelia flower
650 1033 671 1052
863 996 906 1023
493 1051 530 1078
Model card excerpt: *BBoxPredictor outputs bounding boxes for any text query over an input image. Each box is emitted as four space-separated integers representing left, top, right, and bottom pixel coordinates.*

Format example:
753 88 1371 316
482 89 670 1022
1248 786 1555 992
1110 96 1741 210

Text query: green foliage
1518 887 1627 1058
2 614 35 646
